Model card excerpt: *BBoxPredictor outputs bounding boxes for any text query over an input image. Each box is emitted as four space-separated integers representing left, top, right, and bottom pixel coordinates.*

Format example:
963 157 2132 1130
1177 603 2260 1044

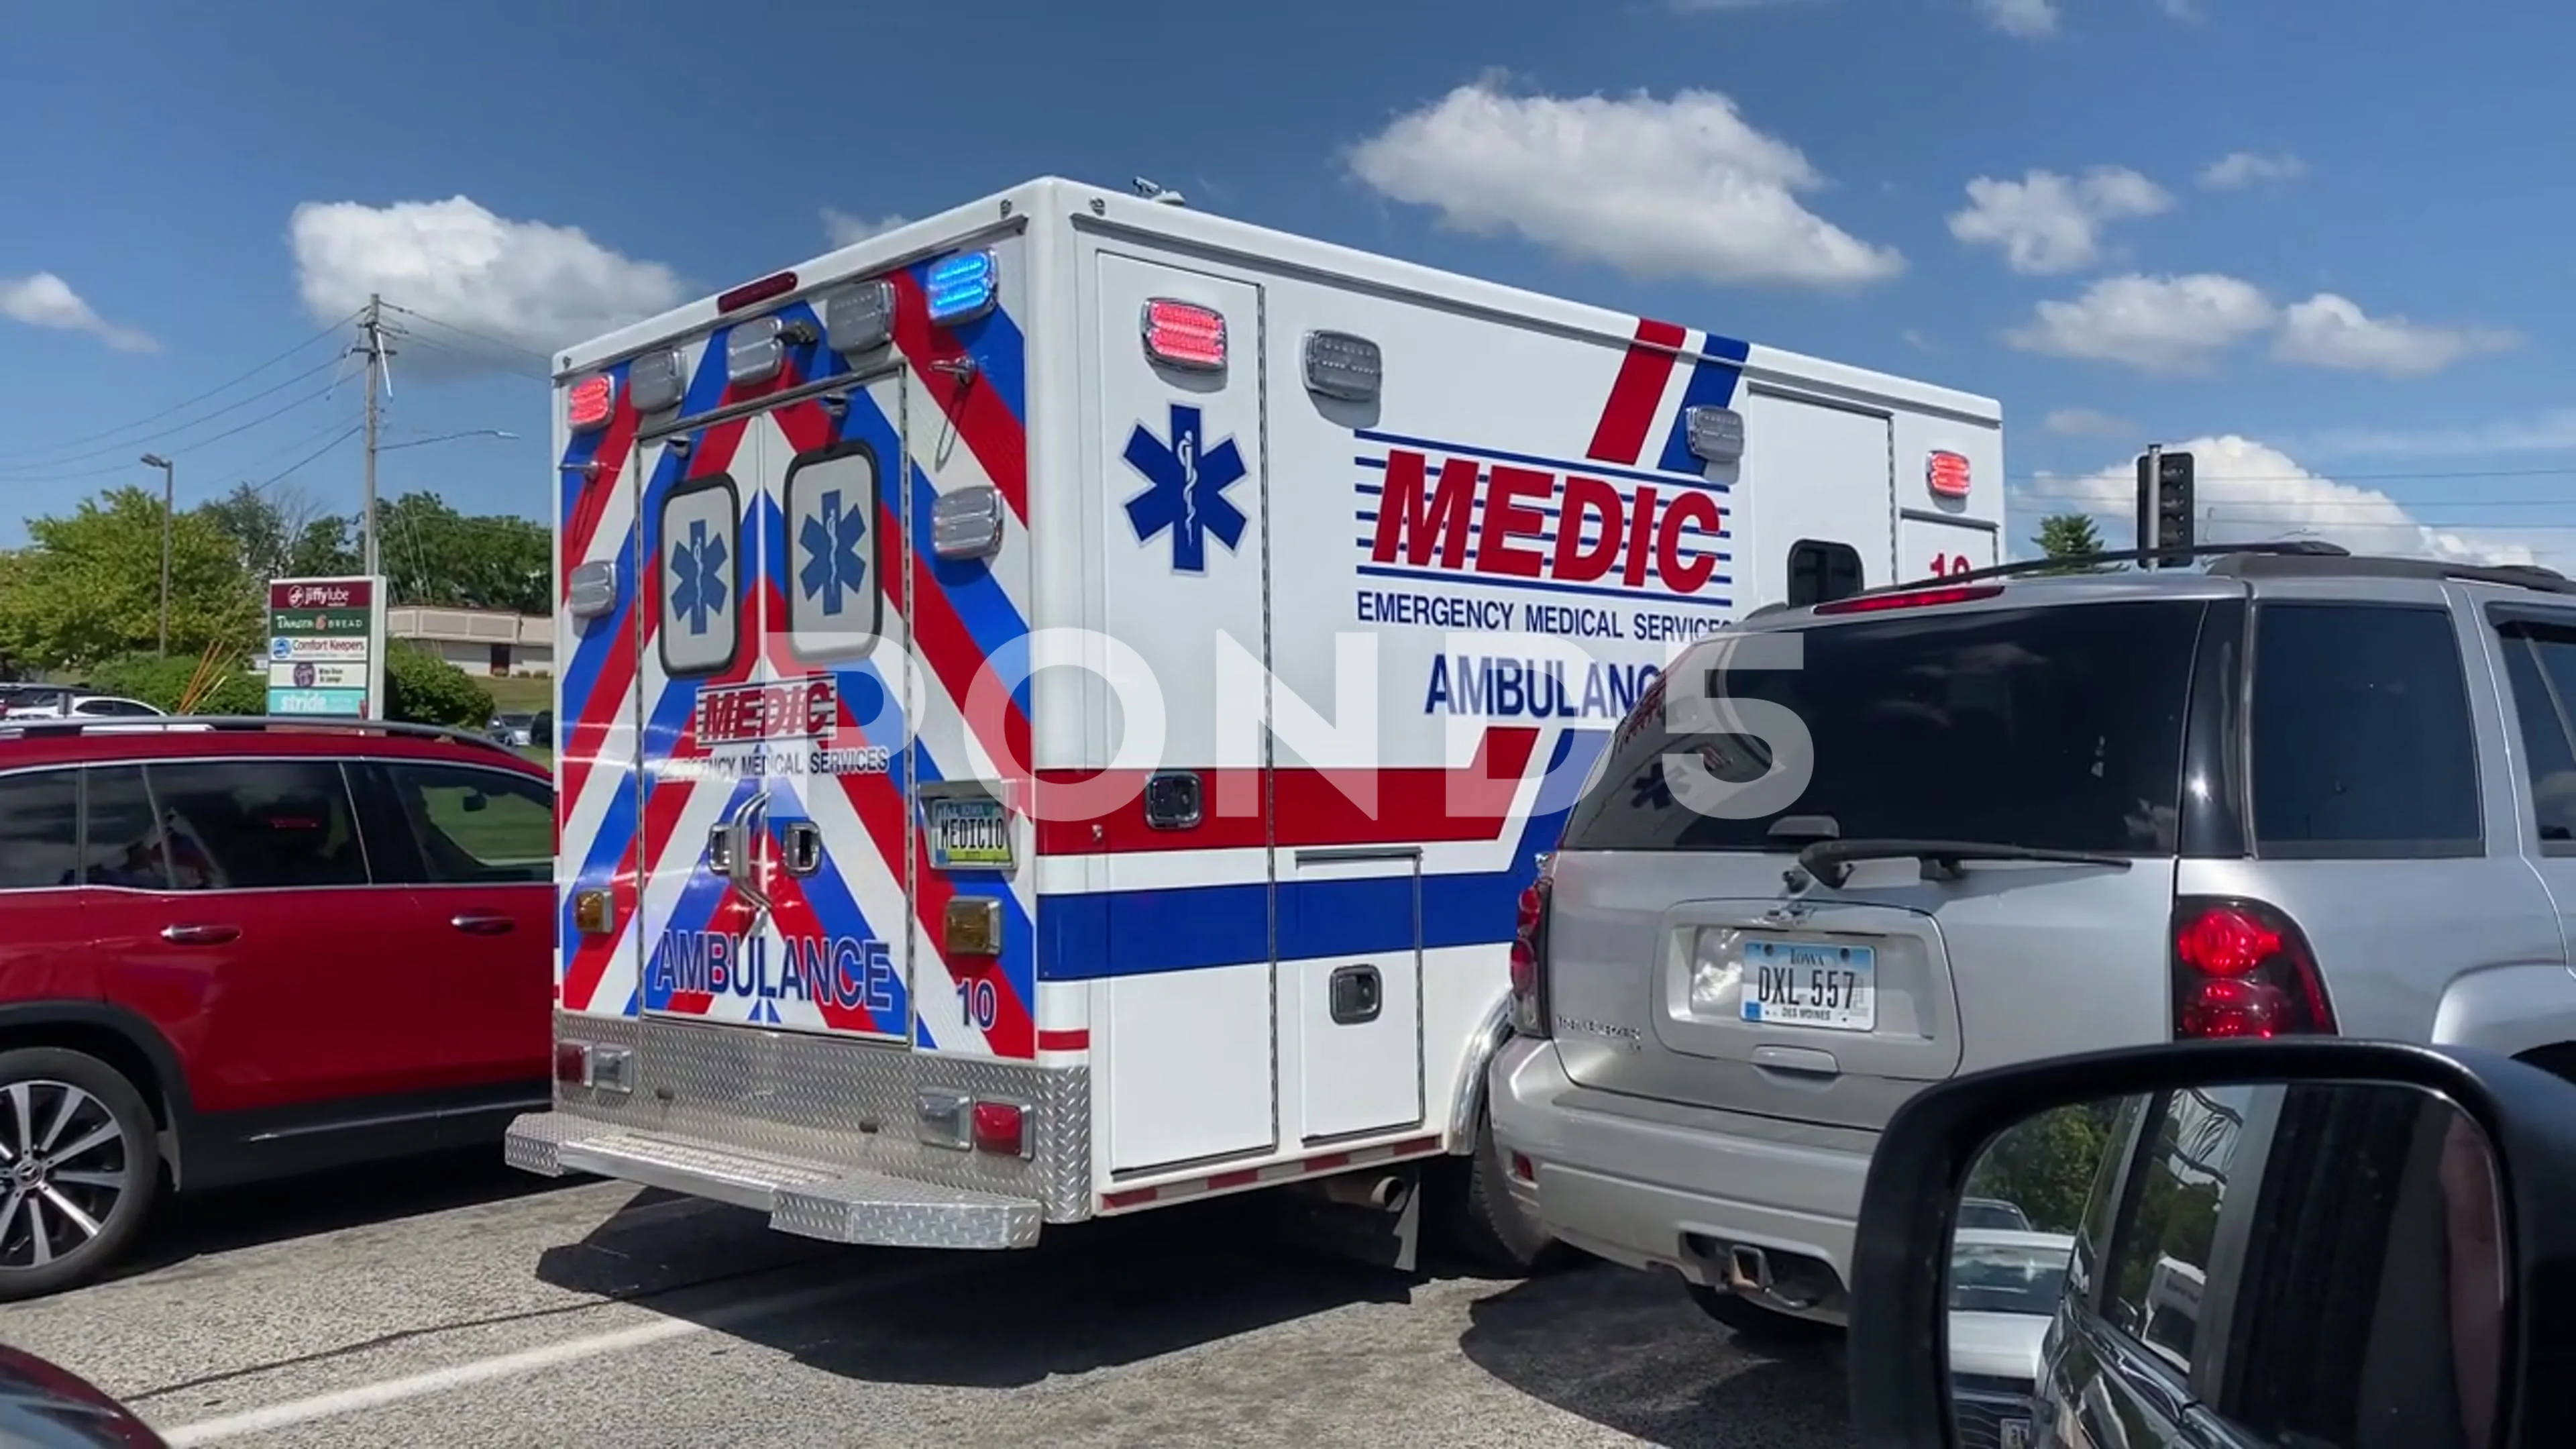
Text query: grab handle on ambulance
780 821 823 876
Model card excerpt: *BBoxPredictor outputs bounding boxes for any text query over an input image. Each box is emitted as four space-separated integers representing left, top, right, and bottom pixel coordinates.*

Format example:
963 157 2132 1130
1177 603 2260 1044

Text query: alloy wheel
0 1079 131 1270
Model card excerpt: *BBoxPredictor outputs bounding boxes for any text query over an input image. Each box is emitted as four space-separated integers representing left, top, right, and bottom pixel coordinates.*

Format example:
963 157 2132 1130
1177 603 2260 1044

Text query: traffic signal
2135 450 2195 563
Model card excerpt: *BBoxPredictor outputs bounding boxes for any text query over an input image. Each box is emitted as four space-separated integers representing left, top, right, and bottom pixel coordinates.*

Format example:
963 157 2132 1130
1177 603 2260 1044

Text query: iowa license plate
924 796 1013 871
1742 938 1876 1031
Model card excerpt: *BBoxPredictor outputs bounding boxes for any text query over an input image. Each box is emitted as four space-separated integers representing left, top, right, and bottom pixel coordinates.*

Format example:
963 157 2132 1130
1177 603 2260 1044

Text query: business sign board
266 576 386 719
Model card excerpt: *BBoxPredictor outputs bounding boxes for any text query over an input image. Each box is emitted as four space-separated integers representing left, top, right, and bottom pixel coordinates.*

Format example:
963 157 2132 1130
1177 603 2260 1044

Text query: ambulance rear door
634 311 915 1043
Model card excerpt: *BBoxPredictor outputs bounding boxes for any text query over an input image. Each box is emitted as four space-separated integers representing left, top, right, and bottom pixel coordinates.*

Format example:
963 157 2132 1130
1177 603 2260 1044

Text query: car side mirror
461 792 488 814
1847 1039 2576 1448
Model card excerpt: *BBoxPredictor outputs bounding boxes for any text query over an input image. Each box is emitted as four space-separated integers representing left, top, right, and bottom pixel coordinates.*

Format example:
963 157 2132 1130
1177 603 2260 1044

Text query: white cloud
2008 273 2277 374
2045 407 2137 438
288 196 686 371
2198 151 2306 190
2008 274 2514 380
1668 0 1821 8
0 272 156 352
2033 435 2548 567
822 209 907 248
1346 79 1902 289
2304 408 2576 460
1977 0 2060 37
2159 0 2204 20
2272 293 2518 378
1947 167 2173 274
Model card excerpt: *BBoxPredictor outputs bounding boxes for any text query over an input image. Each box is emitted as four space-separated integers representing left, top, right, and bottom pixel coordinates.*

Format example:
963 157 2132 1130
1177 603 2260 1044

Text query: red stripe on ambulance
1585 318 1687 467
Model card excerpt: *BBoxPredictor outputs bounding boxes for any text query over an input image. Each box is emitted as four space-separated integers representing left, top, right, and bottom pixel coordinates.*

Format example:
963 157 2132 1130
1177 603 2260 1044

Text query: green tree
384 640 494 728
1964 1100 2121 1234
196 483 358 587
376 492 548 614
2033 512 2110 571
86 651 266 714
0 486 260 669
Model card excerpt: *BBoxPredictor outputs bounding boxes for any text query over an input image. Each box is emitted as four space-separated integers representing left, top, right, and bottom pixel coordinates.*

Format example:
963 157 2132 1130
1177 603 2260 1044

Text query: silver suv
1488 545 2576 1342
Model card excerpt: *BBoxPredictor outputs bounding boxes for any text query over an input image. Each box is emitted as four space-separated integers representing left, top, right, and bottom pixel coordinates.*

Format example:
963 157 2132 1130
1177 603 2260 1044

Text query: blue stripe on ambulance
1036 730 1607 979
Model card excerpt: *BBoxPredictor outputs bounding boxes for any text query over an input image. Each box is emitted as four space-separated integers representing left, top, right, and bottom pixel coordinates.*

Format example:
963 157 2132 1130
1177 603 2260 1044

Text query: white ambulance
506 176 2003 1269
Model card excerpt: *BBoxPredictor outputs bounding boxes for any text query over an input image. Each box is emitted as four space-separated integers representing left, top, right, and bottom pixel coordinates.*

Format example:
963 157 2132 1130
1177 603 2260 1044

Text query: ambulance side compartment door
1089 249 1278 1173
1737 389 1898 606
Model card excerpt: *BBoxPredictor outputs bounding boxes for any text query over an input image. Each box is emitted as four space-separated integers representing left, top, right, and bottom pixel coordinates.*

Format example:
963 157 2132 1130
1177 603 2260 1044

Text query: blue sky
3 0 2569 563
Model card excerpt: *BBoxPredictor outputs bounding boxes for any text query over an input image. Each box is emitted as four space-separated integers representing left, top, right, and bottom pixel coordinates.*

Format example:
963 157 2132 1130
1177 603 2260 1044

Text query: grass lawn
484 676 553 714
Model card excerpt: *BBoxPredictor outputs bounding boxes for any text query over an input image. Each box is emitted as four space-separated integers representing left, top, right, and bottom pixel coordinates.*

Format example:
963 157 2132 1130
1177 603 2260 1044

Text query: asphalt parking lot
0 1157 1853 1448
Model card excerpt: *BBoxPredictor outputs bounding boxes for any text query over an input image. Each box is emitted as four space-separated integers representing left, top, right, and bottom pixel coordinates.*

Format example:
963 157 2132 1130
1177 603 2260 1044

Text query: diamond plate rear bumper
508 1111 1044 1250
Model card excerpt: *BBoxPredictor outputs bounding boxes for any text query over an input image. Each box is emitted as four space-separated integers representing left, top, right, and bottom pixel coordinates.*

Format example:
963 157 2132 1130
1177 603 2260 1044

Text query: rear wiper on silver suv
1790 838 2134 889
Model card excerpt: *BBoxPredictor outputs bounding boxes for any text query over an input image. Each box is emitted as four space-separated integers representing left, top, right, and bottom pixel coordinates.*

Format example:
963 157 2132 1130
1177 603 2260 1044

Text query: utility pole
140 453 174 655
356 295 392 578
2141 443 2162 570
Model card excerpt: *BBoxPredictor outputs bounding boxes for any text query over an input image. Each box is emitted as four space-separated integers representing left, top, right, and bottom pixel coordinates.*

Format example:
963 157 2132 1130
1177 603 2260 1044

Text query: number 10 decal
958 977 1000 1032
1928 553 1973 577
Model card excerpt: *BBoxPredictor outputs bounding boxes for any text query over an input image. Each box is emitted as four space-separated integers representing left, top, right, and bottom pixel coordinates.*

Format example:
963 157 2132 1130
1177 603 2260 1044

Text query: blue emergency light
925 250 998 325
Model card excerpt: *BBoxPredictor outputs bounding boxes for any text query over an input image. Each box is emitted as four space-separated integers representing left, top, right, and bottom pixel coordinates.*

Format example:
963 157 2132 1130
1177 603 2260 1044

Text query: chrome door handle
450 912 516 936
780 820 822 876
160 923 239 946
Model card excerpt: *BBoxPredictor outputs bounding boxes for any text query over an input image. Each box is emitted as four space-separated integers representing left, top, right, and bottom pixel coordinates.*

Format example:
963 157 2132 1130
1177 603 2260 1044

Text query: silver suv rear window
1559 599 2207 855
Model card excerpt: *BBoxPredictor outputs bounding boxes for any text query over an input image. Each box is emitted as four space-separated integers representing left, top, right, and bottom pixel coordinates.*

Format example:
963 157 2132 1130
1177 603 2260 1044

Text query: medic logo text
1364 447 1727 595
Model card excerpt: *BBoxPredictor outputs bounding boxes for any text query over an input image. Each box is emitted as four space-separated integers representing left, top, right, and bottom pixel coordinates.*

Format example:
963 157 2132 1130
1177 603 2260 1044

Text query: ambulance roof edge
551 176 2001 425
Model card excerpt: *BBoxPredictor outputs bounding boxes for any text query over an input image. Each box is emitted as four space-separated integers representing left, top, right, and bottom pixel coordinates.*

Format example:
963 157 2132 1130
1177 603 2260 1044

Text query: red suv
0 716 556 1299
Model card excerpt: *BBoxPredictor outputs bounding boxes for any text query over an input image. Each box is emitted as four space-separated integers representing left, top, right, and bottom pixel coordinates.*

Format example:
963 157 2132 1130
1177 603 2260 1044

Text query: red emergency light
1142 298 1227 370
718 270 799 314
1926 450 1972 499
566 374 616 433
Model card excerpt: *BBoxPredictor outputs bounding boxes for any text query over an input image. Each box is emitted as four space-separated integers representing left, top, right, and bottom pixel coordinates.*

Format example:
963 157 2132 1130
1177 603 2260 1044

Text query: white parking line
154 1260 966 1446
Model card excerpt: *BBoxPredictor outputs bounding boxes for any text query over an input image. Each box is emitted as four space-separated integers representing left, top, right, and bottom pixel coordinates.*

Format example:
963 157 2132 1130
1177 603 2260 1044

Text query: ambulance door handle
1328 964 1383 1026
708 823 747 881
780 821 823 877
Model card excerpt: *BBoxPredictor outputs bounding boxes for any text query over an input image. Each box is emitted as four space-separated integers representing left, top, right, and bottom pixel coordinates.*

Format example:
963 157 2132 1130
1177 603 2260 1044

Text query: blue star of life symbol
1120 403 1247 574
798 488 868 616
670 519 729 636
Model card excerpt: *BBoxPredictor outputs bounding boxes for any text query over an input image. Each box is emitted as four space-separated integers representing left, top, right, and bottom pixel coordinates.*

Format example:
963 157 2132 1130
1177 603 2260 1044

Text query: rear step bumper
506 1111 1043 1250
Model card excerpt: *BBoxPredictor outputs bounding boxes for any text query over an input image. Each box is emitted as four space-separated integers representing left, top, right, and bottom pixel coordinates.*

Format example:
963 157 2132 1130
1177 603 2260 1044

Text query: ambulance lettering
1368 449 1724 594
1423 655 1662 720
655 929 898 1012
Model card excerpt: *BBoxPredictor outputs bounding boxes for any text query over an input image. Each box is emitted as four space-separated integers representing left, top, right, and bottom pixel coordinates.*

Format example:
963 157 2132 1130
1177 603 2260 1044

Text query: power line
0 308 360 464
0 354 353 477
378 302 554 364
2019 493 2576 512
2014 464 2576 485
0 382 347 488
250 425 362 495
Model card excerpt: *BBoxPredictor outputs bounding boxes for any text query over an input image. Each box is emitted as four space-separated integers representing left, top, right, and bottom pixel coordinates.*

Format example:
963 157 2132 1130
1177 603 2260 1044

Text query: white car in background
1948 1228 2078 1449
1 693 166 721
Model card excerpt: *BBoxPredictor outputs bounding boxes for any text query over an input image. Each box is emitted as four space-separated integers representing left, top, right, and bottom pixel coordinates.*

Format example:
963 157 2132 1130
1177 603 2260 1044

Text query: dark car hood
0 1345 163 1448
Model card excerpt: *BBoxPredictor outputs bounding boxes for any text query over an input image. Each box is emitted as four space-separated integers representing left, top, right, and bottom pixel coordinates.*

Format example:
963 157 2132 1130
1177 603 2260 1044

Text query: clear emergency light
1302 330 1381 402
726 315 787 386
1141 298 1226 371
824 279 897 356
629 347 688 415
926 251 999 325
566 374 616 433
1685 406 1745 465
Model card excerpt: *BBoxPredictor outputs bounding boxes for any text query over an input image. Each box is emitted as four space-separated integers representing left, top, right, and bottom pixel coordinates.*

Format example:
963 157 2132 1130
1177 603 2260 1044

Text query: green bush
86 652 265 715
384 641 494 729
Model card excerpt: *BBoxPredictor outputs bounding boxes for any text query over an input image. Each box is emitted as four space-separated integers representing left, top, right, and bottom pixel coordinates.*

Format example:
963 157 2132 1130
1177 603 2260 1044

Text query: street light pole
140 453 174 657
